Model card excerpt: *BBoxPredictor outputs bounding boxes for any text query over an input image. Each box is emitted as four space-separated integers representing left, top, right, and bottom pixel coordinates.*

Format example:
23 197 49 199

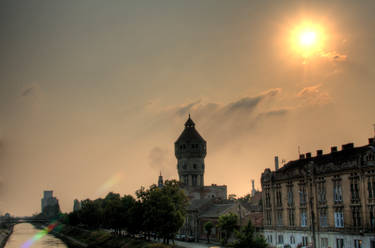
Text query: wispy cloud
297 84 332 105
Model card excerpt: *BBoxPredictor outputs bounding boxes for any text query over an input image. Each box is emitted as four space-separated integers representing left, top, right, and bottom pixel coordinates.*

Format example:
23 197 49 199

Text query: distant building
173 116 231 241
175 115 227 200
41 190 60 218
261 138 375 248
73 199 81 212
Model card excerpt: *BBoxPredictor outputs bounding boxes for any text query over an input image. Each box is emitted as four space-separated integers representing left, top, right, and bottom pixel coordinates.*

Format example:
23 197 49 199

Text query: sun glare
290 22 325 58
299 31 316 46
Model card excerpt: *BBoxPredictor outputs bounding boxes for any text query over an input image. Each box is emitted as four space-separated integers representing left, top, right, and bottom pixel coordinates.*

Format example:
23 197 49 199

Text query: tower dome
175 115 206 187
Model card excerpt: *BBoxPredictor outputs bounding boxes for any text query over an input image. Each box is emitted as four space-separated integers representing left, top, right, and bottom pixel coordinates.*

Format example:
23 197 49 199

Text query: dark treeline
65 180 188 244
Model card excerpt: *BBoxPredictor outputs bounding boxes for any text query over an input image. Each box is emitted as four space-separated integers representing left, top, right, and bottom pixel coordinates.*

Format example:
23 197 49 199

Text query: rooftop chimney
316 150 323 156
306 152 312 158
331 146 338 153
274 156 279 171
342 143 354 150
299 154 305 159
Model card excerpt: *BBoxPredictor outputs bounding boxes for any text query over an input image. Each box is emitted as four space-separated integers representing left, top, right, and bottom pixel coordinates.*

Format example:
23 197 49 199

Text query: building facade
261 138 375 248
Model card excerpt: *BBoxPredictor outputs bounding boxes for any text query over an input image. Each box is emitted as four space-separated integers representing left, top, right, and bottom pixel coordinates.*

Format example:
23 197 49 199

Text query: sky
1 0 375 216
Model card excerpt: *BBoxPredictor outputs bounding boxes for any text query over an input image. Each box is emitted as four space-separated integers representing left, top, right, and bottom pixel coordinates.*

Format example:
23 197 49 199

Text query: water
5 223 69 248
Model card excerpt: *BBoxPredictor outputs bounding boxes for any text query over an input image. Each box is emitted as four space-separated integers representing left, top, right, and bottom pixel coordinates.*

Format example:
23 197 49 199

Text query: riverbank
0 225 14 248
47 224 178 248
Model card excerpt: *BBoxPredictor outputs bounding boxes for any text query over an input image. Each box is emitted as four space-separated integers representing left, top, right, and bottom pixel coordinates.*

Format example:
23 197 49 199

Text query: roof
200 203 236 218
262 142 375 182
187 198 213 211
175 116 206 144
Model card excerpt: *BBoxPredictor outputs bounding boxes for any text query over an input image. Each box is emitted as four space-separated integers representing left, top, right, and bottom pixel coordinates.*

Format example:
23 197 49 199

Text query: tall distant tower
251 180 256 196
158 171 164 188
175 115 207 187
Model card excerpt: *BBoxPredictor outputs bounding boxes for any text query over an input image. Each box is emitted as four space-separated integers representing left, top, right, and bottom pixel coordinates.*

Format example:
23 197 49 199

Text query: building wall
264 229 375 248
261 140 375 248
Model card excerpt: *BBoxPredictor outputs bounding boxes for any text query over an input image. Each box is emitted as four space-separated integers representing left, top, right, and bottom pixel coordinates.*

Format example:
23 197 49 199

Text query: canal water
5 223 69 248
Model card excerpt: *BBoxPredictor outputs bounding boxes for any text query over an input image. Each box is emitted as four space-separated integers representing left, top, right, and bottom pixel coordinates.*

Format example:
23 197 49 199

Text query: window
182 164 187 169
299 182 307 205
371 240 375 248
301 209 307 227
277 235 284 244
288 209 295 226
352 206 362 227
265 186 271 208
321 238 328 248
192 175 197 186
336 238 344 248
354 240 362 248
334 210 344 228
319 208 328 227
317 177 326 204
302 236 308 246
193 164 197 169
267 235 272 244
276 184 282 207
368 175 375 199
370 206 375 230
350 173 360 203
277 210 283 226
266 210 272 225
290 236 295 244
183 175 188 185
333 177 343 203
287 182 294 206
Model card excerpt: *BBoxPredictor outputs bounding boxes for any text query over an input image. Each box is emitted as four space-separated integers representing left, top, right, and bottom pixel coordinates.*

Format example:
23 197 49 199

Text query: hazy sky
1 0 375 216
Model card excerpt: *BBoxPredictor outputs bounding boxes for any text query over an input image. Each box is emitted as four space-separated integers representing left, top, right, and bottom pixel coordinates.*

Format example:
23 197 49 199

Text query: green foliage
66 180 187 245
204 221 214 243
233 220 268 248
237 194 251 203
136 180 188 243
217 212 238 245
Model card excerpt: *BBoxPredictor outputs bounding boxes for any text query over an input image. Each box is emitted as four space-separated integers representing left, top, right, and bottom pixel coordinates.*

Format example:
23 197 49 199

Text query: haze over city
1 0 374 216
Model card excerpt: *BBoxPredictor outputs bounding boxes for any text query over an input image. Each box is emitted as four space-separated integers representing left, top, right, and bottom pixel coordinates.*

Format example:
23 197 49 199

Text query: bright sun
290 22 325 58
299 31 317 46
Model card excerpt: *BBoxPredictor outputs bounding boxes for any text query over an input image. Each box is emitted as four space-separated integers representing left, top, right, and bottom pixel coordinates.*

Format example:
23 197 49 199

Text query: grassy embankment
0 224 14 248
44 223 177 248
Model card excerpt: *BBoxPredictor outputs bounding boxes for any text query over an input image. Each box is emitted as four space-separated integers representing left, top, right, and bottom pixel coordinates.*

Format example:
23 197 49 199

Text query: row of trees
66 180 188 244
204 213 268 248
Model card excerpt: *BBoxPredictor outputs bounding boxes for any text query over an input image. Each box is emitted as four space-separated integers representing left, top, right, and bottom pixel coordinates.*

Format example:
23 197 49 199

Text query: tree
204 221 214 243
233 220 268 248
136 180 188 244
79 199 103 229
217 213 238 245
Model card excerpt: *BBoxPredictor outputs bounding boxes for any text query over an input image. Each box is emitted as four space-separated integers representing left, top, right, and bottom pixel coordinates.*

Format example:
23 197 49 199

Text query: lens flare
21 221 59 248
96 173 123 195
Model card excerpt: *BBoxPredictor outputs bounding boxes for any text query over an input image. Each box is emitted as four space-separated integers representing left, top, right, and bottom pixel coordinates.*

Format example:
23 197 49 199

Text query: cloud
176 99 201 117
321 51 347 62
156 88 286 150
256 109 289 119
297 84 332 105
